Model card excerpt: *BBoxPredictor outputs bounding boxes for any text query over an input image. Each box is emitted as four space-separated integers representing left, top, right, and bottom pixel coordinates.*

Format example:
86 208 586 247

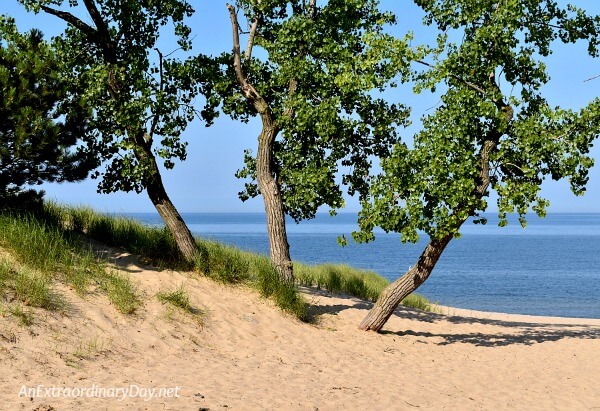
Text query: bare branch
415 59 487 95
504 162 527 174
245 18 259 63
40 5 96 38
584 73 600 82
226 3 270 117
227 4 249 88
81 0 110 38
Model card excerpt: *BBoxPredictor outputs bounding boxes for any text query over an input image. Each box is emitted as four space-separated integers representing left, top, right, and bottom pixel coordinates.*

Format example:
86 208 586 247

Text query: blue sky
3 1 600 213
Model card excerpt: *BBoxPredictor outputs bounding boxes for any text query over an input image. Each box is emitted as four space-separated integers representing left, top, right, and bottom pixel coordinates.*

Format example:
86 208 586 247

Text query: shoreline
434 304 600 326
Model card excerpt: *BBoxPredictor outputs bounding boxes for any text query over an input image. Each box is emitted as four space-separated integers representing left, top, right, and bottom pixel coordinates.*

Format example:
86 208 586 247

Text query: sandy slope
1 246 599 410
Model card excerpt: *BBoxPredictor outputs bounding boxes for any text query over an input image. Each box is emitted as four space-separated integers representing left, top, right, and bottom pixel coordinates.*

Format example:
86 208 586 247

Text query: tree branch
148 48 164 144
584 73 600 82
81 0 110 39
81 0 116 63
39 5 96 38
226 3 270 117
245 18 259 64
415 59 487 95
227 4 249 89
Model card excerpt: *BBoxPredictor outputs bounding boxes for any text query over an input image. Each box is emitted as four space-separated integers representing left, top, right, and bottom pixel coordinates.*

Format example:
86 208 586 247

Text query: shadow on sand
303 287 600 347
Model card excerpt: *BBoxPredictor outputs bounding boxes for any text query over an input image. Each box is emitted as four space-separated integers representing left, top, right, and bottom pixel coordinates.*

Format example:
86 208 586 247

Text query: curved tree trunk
227 4 294 284
39 1 200 266
144 161 199 264
358 235 454 331
256 125 294 283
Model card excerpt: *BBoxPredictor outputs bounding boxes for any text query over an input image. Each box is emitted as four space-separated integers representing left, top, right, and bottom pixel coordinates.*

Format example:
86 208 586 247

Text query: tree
0 16 97 208
220 0 414 283
355 0 600 331
19 0 218 264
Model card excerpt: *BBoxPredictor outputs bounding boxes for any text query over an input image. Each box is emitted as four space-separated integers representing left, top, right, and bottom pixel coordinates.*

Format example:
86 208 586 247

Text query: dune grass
1 202 434 322
99 271 140 315
0 212 140 315
8 304 34 326
39 203 185 269
294 263 388 301
43 202 435 315
294 262 434 309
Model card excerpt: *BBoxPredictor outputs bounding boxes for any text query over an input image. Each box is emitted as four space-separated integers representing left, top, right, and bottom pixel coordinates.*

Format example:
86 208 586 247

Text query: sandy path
1 248 599 410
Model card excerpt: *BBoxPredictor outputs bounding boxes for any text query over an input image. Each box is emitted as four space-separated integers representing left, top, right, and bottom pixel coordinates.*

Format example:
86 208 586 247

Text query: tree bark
358 235 454 331
145 171 199 264
256 124 294 284
133 133 199 264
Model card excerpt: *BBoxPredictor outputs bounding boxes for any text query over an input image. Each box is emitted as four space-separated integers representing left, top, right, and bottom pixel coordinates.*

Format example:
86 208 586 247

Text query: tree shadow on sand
303 287 600 347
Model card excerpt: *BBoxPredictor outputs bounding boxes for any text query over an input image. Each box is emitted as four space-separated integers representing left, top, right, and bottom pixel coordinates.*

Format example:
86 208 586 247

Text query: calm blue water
124 212 600 319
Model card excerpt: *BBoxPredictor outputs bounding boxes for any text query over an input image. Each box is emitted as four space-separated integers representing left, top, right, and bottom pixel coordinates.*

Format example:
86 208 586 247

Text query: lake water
124 212 600 319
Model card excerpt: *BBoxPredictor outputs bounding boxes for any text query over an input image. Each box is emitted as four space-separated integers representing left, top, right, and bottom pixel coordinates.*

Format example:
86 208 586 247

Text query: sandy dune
1 247 599 410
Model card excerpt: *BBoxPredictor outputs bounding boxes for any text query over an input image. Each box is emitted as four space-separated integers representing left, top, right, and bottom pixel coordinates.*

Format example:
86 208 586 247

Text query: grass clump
294 262 433 312
0 260 10 292
14 269 54 309
157 285 192 312
156 284 204 321
295 263 388 301
0 259 62 311
0 213 100 294
98 271 140 314
0 211 140 316
41 202 185 269
401 293 435 312
8 304 34 326
197 240 250 283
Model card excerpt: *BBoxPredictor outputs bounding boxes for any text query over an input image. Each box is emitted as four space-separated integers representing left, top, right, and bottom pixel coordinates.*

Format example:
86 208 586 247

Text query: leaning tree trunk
256 123 294 284
358 235 454 331
132 133 200 265
358 72 511 332
38 1 200 266
145 168 199 264
358 124 502 332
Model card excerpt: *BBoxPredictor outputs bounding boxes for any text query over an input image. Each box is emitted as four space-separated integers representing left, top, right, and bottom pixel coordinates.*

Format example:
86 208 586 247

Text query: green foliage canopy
213 0 418 221
355 0 600 244
18 0 218 194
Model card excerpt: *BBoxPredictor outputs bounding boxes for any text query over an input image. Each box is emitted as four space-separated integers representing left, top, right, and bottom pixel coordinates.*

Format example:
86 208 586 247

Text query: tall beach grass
1 202 434 322
0 212 140 315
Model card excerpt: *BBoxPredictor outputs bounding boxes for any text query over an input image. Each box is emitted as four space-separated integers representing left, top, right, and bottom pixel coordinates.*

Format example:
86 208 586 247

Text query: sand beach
1 247 599 410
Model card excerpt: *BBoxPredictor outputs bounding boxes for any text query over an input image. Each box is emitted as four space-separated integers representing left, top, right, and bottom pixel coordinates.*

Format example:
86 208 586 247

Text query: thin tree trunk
130 132 199 264
358 234 454 331
256 125 294 284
